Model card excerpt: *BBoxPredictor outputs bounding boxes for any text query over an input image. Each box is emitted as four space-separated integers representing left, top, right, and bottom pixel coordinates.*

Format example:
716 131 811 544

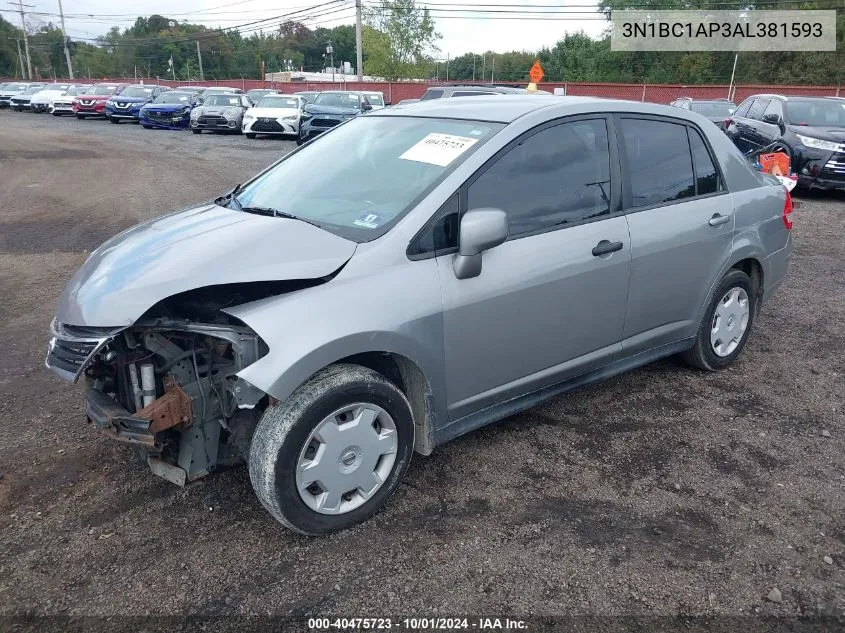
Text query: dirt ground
0 111 842 629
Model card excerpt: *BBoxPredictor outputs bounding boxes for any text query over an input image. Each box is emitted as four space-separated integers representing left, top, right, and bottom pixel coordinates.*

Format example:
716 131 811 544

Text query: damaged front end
46 315 268 485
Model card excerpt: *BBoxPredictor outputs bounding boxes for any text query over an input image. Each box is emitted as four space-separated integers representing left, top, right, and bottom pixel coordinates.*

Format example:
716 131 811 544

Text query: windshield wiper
238 205 323 229
215 183 243 207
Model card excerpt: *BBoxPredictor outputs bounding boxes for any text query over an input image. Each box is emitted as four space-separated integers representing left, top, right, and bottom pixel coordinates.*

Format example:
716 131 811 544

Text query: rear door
616 116 734 355
758 98 785 145
743 98 772 151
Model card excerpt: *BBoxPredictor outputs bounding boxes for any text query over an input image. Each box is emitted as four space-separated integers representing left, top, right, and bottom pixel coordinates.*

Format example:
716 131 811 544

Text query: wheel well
731 258 764 308
336 352 435 456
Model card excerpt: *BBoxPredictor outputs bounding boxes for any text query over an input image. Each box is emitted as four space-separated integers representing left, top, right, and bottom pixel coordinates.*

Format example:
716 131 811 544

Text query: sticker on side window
400 133 479 167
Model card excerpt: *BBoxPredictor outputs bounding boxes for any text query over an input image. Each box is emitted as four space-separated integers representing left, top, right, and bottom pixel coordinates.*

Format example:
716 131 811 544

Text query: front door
436 117 631 420
615 116 734 354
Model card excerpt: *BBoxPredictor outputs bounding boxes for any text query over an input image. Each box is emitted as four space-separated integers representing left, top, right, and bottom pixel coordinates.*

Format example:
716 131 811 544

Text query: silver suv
47 96 793 534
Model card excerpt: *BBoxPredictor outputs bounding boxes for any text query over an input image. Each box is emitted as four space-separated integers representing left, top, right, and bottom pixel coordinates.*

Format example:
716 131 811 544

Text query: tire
245 133 256 139
109 117 119 124
681 269 756 371
249 364 414 535
52 112 60 116
76 114 85 119
142 124 152 129
192 129 201 134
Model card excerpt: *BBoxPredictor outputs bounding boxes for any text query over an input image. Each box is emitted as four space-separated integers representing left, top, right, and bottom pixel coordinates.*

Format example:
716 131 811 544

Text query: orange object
529 60 544 84
759 152 790 176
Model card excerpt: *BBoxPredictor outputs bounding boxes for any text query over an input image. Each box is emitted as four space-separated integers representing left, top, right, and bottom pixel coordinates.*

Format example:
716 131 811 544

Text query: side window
407 194 459 257
733 99 753 118
420 89 443 101
688 128 722 196
620 118 695 208
763 99 783 120
468 119 611 237
452 91 495 97
747 98 770 120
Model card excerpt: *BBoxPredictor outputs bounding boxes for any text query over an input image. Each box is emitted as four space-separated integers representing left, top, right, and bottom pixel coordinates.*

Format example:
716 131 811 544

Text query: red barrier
2 77 839 104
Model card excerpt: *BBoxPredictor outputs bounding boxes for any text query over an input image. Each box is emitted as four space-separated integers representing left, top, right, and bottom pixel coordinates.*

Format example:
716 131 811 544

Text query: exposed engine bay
48 312 269 486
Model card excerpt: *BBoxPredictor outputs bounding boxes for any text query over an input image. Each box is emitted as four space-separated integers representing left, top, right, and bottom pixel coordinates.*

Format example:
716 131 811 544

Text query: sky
14 0 609 57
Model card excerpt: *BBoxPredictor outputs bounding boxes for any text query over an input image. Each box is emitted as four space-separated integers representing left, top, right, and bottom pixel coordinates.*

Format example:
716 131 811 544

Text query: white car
242 94 306 139
363 91 386 109
50 85 92 116
29 83 74 113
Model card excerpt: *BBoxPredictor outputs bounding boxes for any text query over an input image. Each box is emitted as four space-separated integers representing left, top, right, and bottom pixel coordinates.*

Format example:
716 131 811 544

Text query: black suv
726 94 845 190
670 97 736 130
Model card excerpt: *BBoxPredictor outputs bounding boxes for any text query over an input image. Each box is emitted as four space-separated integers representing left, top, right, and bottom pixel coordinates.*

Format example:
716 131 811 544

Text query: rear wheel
249 364 414 535
682 269 756 371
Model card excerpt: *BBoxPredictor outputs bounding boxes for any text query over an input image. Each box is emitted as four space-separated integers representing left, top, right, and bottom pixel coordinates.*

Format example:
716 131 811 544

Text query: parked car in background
73 83 127 118
50 85 91 116
670 98 736 131
175 85 207 93
363 91 387 109
9 84 48 111
397 98 420 105
242 94 306 139
28 83 74 113
200 86 244 102
419 84 545 100
726 94 845 190
139 91 198 130
0 82 43 108
190 93 252 133
294 91 320 104
246 88 280 103
45 96 793 535
299 91 373 144
104 84 169 124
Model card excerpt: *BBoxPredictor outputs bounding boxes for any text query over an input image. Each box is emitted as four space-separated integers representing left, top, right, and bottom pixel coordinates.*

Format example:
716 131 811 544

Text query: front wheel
142 124 152 129
109 117 119 124
192 129 201 134
682 269 756 371
249 364 414 535
245 132 256 139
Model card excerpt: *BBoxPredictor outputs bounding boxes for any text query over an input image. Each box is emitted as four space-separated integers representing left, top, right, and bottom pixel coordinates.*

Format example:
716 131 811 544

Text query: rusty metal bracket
140 377 194 434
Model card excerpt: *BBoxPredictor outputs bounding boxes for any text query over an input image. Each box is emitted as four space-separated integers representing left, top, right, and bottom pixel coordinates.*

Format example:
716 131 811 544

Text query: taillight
782 190 794 230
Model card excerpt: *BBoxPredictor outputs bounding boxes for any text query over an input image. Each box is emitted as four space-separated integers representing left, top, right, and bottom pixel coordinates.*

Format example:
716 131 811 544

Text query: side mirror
362 102 373 111
761 113 782 126
452 209 508 280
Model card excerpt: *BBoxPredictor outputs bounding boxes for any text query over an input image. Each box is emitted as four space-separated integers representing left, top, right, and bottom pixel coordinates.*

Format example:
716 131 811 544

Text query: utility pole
491 55 495 83
472 54 475 82
57 0 73 78
355 0 363 81
9 1 33 80
446 52 449 81
8 37 25 80
196 40 204 81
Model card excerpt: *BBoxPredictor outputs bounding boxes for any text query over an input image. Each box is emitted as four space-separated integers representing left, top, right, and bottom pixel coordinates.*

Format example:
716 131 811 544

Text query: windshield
296 92 318 103
64 86 85 96
786 100 845 127
86 85 118 95
3 83 27 92
691 102 735 116
22 86 42 95
120 86 154 98
155 92 191 104
204 88 237 95
204 95 242 107
313 93 361 109
366 94 385 106
257 96 300 109
233 116 503 241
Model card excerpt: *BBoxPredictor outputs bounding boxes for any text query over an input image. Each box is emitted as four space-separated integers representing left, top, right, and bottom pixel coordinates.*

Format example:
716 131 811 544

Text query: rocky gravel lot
0 110 842 631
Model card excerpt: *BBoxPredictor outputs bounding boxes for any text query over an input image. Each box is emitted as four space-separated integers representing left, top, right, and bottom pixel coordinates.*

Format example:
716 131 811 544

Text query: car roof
743 93 841 102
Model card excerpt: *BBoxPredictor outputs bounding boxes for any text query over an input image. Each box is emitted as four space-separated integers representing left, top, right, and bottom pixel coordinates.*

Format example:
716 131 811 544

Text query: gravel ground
0 110 843 629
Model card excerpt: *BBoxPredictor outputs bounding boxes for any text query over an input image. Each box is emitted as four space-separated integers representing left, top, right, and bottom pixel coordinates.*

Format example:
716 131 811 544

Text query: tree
364 0 440 79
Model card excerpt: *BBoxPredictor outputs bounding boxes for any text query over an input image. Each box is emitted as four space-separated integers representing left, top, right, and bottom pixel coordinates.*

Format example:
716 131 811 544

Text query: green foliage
364 0 441 79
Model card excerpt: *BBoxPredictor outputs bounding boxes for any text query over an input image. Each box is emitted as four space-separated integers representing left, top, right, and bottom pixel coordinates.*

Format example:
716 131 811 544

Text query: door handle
708 213 730 227
592 240 624 257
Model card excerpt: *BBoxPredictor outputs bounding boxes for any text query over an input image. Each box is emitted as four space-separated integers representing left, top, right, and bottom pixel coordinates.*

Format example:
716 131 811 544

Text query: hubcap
295 403 398 515
710 287 750 357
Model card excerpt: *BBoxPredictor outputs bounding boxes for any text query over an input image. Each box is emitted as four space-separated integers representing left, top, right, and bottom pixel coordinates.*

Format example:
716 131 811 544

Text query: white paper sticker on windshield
400 133 479 167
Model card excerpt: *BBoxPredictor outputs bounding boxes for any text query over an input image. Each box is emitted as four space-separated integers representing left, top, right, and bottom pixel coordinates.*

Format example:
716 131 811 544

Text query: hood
0 89 26 97
306 104 359 116
77 94 113 102
789 125 845 142
109 96 150 105
248 106 300 118
55 203 357 327
142 103 191 113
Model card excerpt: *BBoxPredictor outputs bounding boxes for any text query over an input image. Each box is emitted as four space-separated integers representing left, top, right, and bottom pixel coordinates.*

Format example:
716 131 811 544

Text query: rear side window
620 118 695 208
421 89 443 101
688 128 722 195
733 99 752 118
468 118 612 237
747 98 770 120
